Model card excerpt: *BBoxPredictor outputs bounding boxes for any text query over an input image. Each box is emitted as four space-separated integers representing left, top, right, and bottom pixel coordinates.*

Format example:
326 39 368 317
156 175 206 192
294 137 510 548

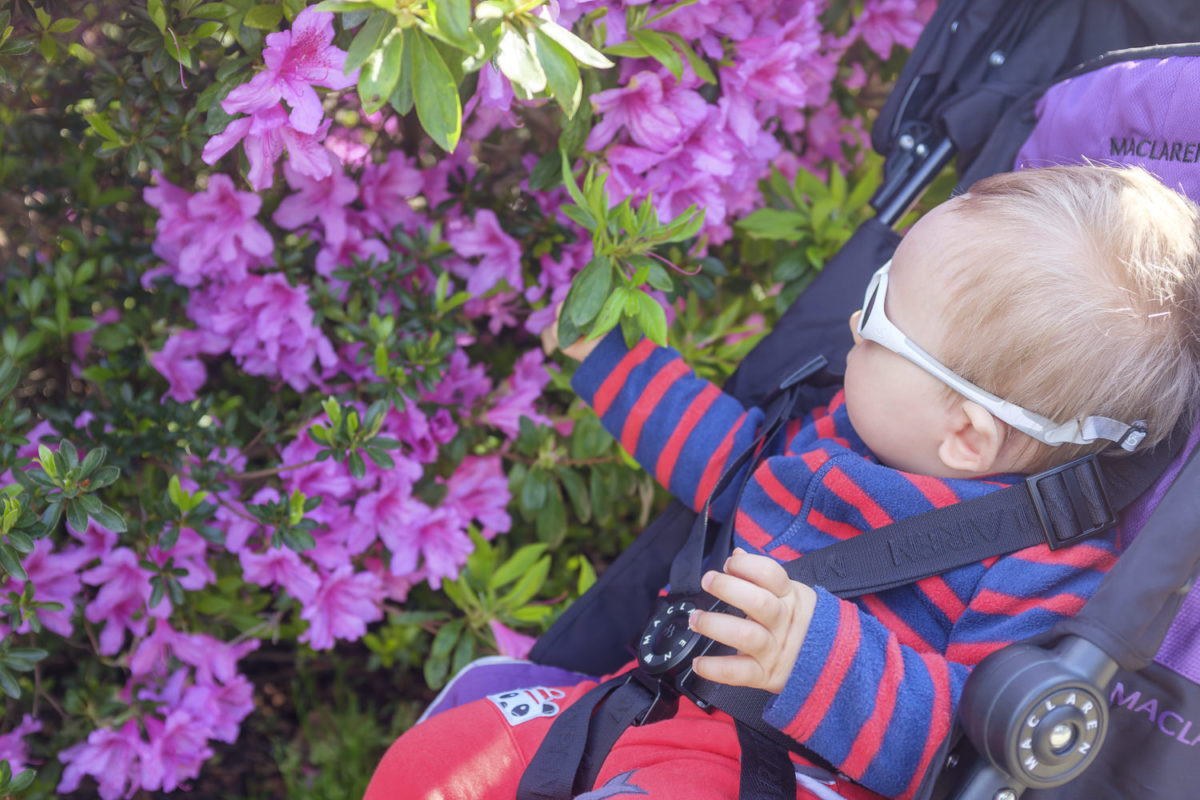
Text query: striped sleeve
762 534 1119 799
570 332 765 517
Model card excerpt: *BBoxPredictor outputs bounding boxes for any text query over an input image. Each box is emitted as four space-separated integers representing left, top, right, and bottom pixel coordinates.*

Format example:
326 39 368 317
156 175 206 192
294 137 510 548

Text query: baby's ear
937 401 1005 474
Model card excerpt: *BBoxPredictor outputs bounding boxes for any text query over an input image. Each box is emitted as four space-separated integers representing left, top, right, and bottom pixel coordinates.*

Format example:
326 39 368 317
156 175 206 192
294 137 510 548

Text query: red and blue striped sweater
571 334 1119 799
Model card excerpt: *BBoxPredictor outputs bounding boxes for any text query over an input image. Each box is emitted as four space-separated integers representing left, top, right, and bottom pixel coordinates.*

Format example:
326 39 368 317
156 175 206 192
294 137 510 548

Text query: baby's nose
848 310 863 344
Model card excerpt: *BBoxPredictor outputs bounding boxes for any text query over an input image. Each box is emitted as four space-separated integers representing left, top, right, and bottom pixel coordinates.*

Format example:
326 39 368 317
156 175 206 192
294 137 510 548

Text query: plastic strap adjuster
1025 454 1118 550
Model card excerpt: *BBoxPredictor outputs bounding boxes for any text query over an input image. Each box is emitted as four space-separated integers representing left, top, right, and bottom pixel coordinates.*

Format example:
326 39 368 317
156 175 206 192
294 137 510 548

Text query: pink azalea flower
382 405 439 463
489 619 537 659
305 522 356 572
279 432 361 501
3 538 82 637
176 174 274 287
363 555 422 603
423 349 494 408
203 103 333 191
240 545 320 603
169 629 260 686
181 674 256 743
464 290 522 334
273 151 358 247
405 504 474 589
149 328 231 403
143 170 196 268
299 565 384 650
313 213 390 281
851 0 929 59
0 714 41 775
222 7 357 134
139 710 213 793
485 349 553 437
66 519 120 563
58 719 146 800
586 71 708 152
81 547 161 655
359 151 425 235
198 275 338 391
149 528 215 591
353 463 427 574
445 209 524 295
444 455 512 536
430 408 458 444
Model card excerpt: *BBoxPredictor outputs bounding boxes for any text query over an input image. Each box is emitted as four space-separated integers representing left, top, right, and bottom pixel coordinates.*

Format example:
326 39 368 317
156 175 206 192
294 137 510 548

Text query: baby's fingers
691 653 768 690
701 568 787 630
688 607 772 660
723 550 791 598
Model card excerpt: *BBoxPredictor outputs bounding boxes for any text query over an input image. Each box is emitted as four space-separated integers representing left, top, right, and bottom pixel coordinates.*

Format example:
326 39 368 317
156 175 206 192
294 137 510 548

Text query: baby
365 165 1200 800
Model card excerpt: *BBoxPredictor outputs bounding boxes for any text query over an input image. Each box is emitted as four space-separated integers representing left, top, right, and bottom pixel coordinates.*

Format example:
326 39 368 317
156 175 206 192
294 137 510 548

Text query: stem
231 458 319 482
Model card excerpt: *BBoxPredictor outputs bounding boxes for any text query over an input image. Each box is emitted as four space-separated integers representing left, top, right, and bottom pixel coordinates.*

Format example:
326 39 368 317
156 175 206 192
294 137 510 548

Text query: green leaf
193 3 237 19
558 149 592 223
497 555 550 607
79 445 106 478
411 32 462 153
428 0 472 51
0 665 18 700
358 28 404 114
555 466 591 523
348 450 366 480
0 544 25 582
488 543 548 590
311 0 371 10
345 9 391 74
531 26 581 117
533 17 612 69
90 466 120 489
65 500 87 533
424 618 465 687
646 261 674 292
661 30 715 83
8 769 34 793
567 257 612 327
736 207 807 240
6 531 33 555
496 23 545 94
631 29 682 79
48 17 80 34
520 468 549 512
89 503 127 533
635 291 668 346
243 4 284 29
591 288 627 340
148 0 168 33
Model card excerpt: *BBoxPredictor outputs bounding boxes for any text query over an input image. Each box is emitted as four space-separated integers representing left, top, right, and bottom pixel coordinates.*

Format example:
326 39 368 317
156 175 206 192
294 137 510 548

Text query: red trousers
365 677 884 800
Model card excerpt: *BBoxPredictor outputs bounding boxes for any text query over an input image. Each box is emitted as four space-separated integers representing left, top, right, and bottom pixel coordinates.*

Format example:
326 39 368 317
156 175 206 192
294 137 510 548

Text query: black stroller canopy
875 0 1200 178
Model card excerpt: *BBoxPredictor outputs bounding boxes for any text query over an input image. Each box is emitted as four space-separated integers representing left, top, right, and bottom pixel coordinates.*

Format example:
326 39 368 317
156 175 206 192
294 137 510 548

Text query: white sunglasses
856 259 1145 452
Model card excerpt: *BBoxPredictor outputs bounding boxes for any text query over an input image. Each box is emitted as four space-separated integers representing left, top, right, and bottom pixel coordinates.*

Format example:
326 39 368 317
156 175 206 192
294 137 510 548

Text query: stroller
417 1 1200 798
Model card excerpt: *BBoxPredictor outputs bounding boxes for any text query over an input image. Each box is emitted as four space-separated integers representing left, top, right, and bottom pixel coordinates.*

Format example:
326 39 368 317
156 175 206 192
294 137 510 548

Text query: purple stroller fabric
1017 52 1200 685
1016 55 1200 202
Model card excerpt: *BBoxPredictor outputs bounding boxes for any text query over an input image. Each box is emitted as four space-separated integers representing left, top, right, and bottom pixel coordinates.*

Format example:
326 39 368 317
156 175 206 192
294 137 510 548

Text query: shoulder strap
783 434 1184 598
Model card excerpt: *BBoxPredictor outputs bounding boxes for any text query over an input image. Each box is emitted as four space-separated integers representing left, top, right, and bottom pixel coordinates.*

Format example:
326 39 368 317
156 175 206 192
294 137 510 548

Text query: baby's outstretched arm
689 549 817 694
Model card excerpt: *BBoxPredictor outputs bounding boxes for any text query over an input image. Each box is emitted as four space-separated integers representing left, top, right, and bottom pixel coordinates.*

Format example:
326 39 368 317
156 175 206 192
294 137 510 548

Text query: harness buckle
1025 454 1118 550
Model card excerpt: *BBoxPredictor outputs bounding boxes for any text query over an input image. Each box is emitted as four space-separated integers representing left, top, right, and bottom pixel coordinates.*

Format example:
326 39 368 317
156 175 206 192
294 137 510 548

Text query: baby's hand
688 549 817 695
542 301 601 362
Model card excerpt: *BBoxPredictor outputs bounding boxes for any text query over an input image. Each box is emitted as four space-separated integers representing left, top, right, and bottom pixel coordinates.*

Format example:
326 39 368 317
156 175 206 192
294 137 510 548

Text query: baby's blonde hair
937 165 1200 471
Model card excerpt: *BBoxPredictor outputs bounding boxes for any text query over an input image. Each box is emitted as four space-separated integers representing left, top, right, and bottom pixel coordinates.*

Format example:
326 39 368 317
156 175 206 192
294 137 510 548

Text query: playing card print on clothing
486 686 567 726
